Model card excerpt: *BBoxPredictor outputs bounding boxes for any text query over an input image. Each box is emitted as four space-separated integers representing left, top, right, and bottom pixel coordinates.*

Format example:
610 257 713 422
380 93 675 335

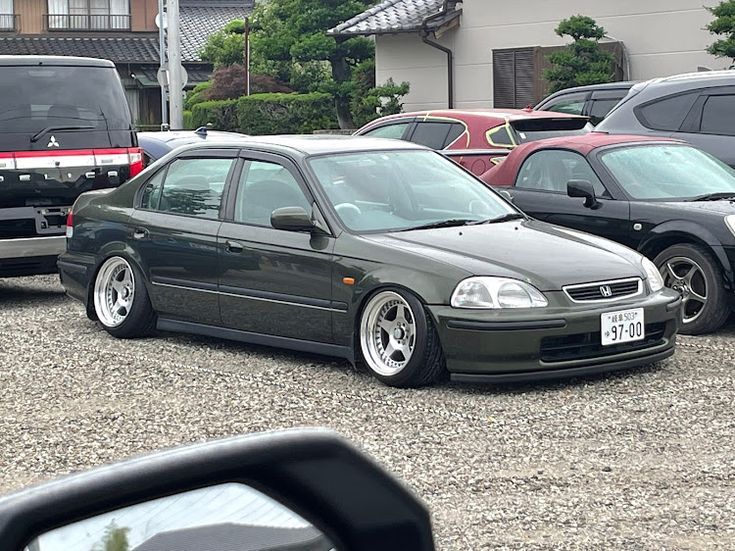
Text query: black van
0 55 141 277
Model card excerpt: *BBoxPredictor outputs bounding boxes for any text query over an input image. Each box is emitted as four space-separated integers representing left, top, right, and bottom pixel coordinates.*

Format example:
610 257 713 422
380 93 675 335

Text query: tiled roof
180 0 254 61
328 0 459 36
0 0 254 64
0 36 161 63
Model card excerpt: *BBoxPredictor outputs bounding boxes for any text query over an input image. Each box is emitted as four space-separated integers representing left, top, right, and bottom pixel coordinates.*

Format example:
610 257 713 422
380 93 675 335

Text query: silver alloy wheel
360 291 417 377
660 256 707 324
94 257 136 328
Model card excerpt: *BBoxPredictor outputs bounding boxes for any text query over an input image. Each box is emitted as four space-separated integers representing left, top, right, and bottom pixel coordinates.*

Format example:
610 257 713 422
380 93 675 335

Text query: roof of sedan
483 133 679 185
173 134 428 156
360 108 587 128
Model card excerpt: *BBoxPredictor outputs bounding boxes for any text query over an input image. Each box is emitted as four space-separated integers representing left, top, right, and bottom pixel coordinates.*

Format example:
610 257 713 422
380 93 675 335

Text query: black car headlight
451 277 548 309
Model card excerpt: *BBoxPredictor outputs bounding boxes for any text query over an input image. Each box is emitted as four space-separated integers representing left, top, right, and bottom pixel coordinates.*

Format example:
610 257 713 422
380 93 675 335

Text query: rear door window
0 65 132 132
700 95 735 136
635 92 699 131
142 157 234 219
408 122 456 149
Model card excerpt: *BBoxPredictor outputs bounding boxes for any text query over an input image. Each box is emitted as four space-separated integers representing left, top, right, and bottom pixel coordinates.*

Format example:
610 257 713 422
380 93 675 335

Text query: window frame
404 119 467 150
135 149 239 221
224 149 331 234
513 148 610 197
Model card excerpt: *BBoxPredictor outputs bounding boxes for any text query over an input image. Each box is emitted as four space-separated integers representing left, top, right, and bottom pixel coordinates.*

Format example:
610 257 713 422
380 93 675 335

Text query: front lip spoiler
449 345 675 384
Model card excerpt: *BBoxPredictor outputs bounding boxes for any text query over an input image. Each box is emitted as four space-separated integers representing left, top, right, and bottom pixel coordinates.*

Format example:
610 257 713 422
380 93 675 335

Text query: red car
354 109 590 176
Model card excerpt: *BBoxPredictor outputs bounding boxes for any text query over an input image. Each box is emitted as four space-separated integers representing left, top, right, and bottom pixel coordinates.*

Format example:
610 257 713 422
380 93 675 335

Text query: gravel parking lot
1 275 734 549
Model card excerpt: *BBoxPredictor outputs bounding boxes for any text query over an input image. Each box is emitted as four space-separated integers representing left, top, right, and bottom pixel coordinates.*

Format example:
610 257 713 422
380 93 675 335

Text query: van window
0 65 131 132
635 92 698 132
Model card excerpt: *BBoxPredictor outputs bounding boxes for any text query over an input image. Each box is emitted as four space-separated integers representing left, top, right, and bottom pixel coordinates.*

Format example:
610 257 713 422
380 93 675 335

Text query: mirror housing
0 429 435 551
497 189 514 203
567 179 600 209
271 206 316 232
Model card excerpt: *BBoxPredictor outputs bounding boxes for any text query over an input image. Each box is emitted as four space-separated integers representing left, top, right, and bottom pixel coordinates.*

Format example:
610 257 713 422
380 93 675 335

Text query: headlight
641 257 664 293
451 277 548 309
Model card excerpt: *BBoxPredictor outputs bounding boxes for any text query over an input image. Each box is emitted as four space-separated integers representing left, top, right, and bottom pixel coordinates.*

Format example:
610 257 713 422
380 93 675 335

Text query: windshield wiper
689 192 735 202
399 218 478 231
469 213 527 225
30 125 95 143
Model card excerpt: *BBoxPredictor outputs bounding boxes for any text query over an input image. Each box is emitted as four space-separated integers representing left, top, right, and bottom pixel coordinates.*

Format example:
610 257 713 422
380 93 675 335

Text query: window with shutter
492 48 537 108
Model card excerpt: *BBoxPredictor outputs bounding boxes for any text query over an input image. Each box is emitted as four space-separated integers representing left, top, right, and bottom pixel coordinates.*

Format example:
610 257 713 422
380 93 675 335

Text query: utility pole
167 0 184 129
244 16 250 95
157 0 168 129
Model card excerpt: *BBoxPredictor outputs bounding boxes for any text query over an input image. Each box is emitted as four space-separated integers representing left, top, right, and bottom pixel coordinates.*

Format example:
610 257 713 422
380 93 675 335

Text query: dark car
596 71 735 167
0 55 141 277
482 133 735 334
58 136 680 387
354 109 590 176
535 81 635 125
138 128 249 164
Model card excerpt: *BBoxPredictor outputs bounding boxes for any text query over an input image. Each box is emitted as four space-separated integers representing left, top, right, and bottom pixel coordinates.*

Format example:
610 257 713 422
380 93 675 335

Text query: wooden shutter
493 47 538 108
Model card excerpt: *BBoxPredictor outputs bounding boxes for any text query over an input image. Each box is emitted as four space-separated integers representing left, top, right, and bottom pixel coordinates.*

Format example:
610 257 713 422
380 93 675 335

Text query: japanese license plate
601 308 645 346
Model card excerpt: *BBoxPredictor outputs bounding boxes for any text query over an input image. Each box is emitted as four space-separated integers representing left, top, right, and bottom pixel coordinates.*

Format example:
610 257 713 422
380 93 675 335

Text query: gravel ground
1 275 734 549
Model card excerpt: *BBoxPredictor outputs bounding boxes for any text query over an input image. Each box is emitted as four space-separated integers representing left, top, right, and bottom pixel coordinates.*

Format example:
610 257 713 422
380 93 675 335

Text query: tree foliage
544 15 614 93
707 0 735 64
92 523 130 551
249 0 376 128
200 19 247 67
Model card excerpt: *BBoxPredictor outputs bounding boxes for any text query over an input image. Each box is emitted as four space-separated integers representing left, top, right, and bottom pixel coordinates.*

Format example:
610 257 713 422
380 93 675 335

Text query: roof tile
329 0 451 36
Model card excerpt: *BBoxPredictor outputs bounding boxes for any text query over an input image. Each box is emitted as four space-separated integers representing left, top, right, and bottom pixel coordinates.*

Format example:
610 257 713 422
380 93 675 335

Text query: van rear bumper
0 236 65 276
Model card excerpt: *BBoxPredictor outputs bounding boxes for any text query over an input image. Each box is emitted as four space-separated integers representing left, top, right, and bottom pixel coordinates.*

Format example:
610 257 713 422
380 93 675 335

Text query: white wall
376 0 724 111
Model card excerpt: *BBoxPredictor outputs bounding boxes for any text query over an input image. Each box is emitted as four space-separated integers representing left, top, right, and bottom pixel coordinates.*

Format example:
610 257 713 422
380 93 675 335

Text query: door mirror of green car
271 206 317 232
567 179 601 210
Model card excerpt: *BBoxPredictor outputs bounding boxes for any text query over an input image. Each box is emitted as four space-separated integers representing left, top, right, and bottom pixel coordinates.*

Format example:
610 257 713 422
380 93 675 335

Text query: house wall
377 0 722 111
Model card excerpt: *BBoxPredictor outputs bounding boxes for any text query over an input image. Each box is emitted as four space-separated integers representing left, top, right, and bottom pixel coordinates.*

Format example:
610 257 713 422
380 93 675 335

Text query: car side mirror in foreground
0 429 435 551
567 179 601 210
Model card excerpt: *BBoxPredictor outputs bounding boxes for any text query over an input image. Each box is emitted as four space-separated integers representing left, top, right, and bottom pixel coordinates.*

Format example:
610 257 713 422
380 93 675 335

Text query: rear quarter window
635 91 699 132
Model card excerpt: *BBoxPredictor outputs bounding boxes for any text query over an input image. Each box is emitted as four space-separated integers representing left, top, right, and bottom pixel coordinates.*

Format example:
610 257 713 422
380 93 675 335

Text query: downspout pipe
420 0 454 108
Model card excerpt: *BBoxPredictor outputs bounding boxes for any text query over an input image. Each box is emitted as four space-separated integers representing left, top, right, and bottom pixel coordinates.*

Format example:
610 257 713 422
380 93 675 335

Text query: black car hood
370 219 644 291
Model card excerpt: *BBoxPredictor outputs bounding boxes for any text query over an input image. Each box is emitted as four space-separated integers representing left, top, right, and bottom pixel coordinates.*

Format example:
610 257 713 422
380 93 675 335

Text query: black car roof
536 81 636 106
0 55 115 68
170 135 427 157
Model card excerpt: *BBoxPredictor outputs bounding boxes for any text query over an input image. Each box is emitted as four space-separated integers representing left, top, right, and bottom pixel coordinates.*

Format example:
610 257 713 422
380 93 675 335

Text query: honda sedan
58 136 681 387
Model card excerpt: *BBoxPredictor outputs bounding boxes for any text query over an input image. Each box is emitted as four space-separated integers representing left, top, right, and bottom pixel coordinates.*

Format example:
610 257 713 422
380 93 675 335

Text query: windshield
308 150 516 232
0 65 131 132
599 144 735 200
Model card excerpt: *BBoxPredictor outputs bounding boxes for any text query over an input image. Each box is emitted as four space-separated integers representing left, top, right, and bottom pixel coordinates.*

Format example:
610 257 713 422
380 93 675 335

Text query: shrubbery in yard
544 15 615 93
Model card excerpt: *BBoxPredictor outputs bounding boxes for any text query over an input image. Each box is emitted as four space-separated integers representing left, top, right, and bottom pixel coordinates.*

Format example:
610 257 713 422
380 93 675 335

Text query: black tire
92 256 157 339
358 288 446 388
653 244 730 335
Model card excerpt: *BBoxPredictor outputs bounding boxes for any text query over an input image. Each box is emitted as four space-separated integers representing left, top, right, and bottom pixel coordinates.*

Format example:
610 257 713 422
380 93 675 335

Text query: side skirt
157 318 355 363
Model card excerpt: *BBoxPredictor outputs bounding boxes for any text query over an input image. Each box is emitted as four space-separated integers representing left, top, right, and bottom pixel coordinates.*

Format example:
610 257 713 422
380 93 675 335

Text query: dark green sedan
58 136 682 387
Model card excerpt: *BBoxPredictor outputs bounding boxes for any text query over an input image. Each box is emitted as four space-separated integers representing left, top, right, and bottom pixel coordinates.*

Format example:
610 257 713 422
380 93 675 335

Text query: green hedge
189 92 337 135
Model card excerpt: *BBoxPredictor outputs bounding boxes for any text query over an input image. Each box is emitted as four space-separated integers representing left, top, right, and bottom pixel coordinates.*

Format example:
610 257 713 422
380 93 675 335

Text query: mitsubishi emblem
47 135 60 148
600 285 613 298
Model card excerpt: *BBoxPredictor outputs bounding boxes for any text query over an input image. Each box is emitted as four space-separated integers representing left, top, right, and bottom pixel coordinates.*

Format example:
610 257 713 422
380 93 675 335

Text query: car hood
642 199 735 216
369 219 645 291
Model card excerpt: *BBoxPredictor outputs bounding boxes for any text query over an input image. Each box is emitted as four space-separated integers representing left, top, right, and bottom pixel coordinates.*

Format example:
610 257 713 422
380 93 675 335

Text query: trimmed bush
190 99 239 131
190 92 337 135
185 81 212 110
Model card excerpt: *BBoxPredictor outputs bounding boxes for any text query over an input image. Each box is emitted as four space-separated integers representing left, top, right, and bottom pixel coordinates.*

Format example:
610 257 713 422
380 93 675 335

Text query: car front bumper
428 289 682 383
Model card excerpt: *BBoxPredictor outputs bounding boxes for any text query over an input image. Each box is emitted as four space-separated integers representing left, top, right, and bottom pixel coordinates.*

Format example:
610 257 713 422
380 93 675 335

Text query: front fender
638 221 734 288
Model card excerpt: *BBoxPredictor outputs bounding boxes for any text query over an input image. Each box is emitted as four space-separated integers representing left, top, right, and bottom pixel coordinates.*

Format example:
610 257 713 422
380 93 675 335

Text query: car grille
540 322 667 363
564 278 642 303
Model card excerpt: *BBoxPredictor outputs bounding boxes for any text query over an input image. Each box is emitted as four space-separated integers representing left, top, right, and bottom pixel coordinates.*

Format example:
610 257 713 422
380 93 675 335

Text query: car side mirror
0 429 435 551
497 189 514 203
271 206 317 232
567 179 600 210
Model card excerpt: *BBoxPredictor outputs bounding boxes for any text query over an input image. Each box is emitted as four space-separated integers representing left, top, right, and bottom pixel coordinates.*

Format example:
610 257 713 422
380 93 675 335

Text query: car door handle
226 240 244 253
133 228 149 240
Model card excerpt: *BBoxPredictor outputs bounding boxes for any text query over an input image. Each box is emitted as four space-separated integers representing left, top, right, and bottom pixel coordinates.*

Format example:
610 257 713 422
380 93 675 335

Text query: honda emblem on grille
47 135 60 148
600 285 613 298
